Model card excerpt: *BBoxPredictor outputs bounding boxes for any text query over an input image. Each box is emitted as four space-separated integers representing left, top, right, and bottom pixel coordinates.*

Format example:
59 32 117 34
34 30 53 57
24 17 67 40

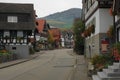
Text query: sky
0 0 82 17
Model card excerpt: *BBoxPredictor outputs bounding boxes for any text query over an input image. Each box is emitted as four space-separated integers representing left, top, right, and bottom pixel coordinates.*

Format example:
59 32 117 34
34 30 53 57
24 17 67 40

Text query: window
4 31 10 37
10 30 17 38
7 16 18 23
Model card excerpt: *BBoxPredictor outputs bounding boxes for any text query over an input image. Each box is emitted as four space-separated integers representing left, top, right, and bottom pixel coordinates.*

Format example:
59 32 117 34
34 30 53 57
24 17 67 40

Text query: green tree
48 30 54 44
73 18 85 55
48 30 55 49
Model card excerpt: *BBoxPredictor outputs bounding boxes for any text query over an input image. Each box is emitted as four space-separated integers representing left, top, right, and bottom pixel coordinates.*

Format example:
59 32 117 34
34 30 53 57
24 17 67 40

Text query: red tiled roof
36 19 46 33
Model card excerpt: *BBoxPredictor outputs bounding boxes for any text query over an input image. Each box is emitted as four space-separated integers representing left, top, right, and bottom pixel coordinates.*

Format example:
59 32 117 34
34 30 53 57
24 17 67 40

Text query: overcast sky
0 0 82 17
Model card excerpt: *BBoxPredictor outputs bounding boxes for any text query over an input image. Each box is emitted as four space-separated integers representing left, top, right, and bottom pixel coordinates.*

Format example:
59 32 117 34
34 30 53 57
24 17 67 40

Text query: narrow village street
1 0 120 80
0 49 88 80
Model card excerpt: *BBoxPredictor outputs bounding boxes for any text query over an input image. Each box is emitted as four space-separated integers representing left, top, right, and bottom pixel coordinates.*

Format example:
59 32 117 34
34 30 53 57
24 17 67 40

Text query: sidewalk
71 55 92 80
0 53 39 69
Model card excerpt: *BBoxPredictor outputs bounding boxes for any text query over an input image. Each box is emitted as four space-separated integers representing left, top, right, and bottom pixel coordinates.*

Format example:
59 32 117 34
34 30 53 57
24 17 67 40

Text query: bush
91 54 113 71
112 42 120 61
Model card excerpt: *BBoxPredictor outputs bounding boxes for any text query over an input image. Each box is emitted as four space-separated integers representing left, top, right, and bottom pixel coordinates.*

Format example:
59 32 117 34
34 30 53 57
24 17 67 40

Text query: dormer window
7 16 18 23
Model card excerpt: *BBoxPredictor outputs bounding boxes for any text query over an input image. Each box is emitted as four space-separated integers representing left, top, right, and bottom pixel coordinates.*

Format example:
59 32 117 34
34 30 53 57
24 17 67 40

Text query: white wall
86 9 113 35
86 9 100 35
99 9 113 33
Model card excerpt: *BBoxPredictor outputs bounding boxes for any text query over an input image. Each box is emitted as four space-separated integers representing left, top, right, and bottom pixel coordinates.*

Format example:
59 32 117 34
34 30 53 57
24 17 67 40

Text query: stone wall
85 33 108 58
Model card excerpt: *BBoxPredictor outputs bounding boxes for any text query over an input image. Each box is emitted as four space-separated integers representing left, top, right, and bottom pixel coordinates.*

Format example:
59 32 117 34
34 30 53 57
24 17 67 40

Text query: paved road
0 49 75 80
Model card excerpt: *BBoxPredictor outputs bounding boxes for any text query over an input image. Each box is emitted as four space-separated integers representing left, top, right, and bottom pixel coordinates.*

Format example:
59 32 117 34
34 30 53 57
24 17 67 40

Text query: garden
0 45 17 63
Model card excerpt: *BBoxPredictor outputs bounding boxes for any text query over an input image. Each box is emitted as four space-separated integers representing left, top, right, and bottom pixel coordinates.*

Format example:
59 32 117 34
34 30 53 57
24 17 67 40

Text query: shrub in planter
112 42 120 61
91 54 113 71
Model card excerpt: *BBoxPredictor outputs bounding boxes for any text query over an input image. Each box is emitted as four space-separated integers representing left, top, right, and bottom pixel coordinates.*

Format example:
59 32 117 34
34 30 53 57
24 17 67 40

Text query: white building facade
82 0 113 58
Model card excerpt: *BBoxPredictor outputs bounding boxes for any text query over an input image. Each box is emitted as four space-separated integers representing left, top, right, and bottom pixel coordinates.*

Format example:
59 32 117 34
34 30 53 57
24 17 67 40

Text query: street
0 49 76 80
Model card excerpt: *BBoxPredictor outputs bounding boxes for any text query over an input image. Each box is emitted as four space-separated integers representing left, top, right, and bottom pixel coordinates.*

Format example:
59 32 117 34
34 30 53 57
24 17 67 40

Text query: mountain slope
43 8 82 29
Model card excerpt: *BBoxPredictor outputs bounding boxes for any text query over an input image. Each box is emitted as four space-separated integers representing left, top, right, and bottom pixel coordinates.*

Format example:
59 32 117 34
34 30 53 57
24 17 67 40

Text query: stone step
108 65 119 70
97 72 120 80
113 63 120 67
97 72 108 80
103 69 113 74
92 75 101 80
103 69 120 77
108 65 120 72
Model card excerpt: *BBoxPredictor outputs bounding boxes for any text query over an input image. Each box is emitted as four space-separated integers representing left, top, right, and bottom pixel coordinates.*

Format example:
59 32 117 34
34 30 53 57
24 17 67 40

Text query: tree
48 30 55 49
73 18 85 55
48 30 54 44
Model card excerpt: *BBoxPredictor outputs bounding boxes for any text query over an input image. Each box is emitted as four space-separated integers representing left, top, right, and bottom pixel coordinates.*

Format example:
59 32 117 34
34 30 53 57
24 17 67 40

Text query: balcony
85 1 98 20
98 0 113 8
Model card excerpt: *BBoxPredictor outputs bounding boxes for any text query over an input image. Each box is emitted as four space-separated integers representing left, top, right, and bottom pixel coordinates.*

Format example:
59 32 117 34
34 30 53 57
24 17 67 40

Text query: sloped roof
36 19 46 33
0 3 34 13
0 3 36 30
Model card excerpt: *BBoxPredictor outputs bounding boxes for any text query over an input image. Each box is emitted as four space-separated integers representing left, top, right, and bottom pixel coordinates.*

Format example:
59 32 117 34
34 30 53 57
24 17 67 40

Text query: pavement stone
71 54 92 80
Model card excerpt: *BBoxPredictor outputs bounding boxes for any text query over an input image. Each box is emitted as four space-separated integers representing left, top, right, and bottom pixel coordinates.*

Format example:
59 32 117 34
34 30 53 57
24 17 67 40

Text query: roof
0 3 34 13
36 19 46 33
0 3 35 30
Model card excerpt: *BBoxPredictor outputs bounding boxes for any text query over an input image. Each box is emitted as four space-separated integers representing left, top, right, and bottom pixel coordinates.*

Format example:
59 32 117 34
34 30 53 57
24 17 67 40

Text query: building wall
86 9 100 35
99 9 113 33
85 9 113 58
85 1 98 20
85 33 107 58
5 45 29 58
85 33 100 58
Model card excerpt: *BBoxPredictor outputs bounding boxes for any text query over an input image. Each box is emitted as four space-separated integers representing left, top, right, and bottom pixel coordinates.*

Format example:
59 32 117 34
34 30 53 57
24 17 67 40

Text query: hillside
43 8 82 29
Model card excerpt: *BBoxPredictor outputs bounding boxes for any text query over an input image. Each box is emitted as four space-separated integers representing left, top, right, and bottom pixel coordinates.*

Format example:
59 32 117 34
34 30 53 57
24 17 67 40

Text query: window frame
7 16 18 23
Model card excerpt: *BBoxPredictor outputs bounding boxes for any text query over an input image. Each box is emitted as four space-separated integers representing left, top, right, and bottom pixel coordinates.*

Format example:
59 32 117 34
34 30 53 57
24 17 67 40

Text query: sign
101 40 109 53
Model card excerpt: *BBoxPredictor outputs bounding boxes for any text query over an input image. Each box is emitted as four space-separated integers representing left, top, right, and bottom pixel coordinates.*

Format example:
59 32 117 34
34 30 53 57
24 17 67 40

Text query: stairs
92 62 120 80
